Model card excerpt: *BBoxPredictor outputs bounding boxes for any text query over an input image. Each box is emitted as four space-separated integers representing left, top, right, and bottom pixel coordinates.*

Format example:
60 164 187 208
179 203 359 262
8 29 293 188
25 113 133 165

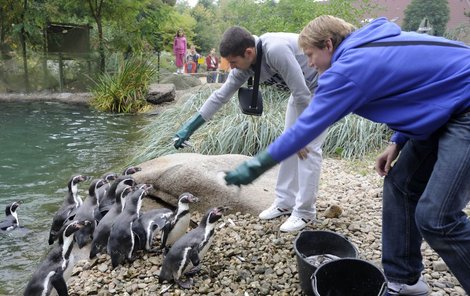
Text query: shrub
90 55 157 113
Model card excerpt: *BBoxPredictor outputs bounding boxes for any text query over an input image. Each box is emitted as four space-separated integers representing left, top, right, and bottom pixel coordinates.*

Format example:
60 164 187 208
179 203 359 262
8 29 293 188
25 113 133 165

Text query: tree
402 0 449 36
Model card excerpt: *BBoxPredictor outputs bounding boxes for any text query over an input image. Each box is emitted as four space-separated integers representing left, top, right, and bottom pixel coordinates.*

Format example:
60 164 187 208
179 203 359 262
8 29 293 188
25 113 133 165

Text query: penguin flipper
184 265 201 277
51 273 69 296
160 222 171 249
188 247 200 267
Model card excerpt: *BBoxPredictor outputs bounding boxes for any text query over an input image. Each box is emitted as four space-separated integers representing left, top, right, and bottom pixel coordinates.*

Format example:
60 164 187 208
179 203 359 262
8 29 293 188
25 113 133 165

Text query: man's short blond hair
299 15 356 50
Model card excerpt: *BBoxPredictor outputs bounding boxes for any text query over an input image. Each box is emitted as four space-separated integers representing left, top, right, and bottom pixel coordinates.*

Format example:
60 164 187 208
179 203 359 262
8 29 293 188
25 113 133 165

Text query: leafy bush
133 85 392 163
90 55 157 113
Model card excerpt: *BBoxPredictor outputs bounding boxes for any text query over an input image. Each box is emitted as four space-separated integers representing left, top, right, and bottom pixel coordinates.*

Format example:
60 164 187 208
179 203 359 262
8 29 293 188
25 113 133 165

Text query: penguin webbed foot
176 277 193 289
147 247 162 254
184 265 202 276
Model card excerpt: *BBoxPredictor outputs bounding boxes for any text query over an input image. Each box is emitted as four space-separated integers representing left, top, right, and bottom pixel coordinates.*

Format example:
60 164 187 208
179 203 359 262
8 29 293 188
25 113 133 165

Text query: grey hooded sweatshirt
198 33 318 120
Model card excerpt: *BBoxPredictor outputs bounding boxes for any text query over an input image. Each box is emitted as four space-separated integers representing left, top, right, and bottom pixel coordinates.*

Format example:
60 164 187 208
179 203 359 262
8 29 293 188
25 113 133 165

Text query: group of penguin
0 165 229 296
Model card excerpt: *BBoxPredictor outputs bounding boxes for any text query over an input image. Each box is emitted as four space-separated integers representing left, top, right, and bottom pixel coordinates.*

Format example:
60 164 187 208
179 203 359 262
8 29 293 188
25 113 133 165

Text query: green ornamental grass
133 85 392 163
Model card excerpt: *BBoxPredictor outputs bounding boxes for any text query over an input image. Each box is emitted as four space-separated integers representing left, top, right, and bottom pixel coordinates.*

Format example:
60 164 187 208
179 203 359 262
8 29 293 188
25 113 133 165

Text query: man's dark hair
219 26 255 58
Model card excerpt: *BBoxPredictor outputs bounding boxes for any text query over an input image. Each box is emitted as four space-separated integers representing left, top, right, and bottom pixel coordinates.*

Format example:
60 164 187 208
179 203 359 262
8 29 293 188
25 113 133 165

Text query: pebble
67 158 468 296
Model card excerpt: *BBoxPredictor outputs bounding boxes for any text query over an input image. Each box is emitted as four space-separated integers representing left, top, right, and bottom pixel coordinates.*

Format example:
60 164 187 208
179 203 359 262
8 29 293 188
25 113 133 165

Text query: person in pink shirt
173 29 187 74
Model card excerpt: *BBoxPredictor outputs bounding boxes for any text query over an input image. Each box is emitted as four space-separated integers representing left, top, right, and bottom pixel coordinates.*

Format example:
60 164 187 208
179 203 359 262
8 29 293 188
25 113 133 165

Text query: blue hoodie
268 18 470 162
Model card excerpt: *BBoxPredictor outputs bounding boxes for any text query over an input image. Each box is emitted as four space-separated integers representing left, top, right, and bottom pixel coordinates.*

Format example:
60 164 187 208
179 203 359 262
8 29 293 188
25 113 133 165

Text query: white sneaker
258 205 292 220
280 215 312 232
386 276 429 296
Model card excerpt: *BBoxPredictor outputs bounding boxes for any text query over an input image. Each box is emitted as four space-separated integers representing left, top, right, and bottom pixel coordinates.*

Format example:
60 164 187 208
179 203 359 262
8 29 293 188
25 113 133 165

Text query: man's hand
375 143 400 177
173 113 205 149
225 151 278 186
297 147 309 160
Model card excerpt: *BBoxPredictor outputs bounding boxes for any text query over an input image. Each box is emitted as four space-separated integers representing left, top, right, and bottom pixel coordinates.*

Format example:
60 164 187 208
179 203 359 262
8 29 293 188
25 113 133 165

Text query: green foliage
216 0 373 36
90 55 157 113
323 114 392 159
132 85 288 163
402 0 450 36
133 85 391 163
190 4 221 54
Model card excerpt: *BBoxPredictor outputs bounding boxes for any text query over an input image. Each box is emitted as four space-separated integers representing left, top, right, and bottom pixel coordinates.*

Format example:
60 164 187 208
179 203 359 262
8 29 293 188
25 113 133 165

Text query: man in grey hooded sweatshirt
173 26 327 232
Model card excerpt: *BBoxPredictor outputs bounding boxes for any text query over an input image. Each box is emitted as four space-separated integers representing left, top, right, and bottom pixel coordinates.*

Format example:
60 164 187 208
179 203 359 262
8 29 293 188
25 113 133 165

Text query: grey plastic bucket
312 258 387 296
294 230 358 296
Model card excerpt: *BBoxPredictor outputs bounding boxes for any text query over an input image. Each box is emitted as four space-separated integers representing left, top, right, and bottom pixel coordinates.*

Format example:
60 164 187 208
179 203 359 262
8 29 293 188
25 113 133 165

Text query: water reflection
0 101 150 295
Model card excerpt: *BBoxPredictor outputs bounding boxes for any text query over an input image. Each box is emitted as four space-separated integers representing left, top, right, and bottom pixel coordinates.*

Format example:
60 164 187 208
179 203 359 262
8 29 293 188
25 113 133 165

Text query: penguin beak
190 195 199 203
214 206 229 216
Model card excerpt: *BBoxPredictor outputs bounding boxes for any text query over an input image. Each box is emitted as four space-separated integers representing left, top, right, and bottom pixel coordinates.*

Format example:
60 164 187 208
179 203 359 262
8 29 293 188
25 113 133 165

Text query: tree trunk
87 0 106 73
97 19 105 73
21 0 30 92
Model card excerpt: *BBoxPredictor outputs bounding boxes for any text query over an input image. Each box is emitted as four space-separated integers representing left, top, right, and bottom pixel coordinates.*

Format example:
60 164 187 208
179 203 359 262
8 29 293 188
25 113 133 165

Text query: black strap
359 40 469 49
250 40 263 108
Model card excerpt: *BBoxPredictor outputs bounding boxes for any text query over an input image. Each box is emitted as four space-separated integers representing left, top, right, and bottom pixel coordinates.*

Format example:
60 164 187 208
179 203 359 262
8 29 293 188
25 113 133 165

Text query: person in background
186 45 201 73
173 29 186 74
224 15 470 295
206 48 219 83
174 26 328 232
217 57 230 83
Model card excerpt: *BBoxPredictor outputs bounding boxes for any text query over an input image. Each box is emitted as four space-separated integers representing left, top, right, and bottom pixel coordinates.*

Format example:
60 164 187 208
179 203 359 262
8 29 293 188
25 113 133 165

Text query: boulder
160 73 202 90
145 83 175 104
133 153 278 216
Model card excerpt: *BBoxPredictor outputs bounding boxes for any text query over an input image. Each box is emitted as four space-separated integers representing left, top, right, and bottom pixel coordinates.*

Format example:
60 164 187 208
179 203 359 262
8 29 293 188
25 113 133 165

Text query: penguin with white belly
107 184 152 268
132 208 173 252
0 200 22 231
95 175 136 222
94 172 119 212
24 220 91 296
159 206 227 288
73 178 107 248
89 177 135 259
160 193 199 253
48 175 90 245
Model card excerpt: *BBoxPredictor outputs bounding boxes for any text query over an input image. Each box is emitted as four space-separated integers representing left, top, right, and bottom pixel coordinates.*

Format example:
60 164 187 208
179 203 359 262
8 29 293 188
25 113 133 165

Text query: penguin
0 200 22 231
121 165 141 175
95 172 119 208
160 192 199 253
159 206 227 288
73 178 107 248
48 175 90 245
24 220 91 296
107 184 152 268
95 175 136 222
132 208 173 252
89 177 136 259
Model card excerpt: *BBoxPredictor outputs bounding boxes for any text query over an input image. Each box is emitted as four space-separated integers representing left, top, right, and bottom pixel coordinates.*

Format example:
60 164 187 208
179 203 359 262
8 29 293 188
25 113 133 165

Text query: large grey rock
133 153 278 216
145 83 175 104
160 73 201 90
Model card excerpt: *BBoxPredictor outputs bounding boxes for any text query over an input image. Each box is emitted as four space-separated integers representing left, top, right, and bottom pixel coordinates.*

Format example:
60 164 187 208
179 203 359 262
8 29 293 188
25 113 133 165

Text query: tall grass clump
323 115 393 159
90 54 157 113
132 86 288 163
132 85 392 163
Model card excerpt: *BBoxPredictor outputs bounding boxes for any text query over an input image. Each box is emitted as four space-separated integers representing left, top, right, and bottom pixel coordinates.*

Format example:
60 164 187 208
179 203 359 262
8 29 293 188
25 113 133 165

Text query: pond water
0 101 151 295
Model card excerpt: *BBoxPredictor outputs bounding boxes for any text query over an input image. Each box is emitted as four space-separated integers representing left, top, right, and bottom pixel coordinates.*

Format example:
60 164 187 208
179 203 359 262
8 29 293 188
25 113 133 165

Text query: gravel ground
67 158 467 296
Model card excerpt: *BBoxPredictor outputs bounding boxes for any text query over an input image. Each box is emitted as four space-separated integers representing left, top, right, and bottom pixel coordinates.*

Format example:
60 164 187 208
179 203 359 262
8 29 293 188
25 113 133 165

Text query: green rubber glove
174 113 206 149
224 150 278 186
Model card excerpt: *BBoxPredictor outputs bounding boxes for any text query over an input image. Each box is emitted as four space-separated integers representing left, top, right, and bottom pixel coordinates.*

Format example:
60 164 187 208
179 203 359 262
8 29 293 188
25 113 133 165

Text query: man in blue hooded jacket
225 15 470 295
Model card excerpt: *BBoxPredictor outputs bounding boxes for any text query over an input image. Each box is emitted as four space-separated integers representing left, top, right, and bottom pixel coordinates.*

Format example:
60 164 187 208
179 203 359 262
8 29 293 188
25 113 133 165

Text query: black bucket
294 230 358 296
312 258 387 296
